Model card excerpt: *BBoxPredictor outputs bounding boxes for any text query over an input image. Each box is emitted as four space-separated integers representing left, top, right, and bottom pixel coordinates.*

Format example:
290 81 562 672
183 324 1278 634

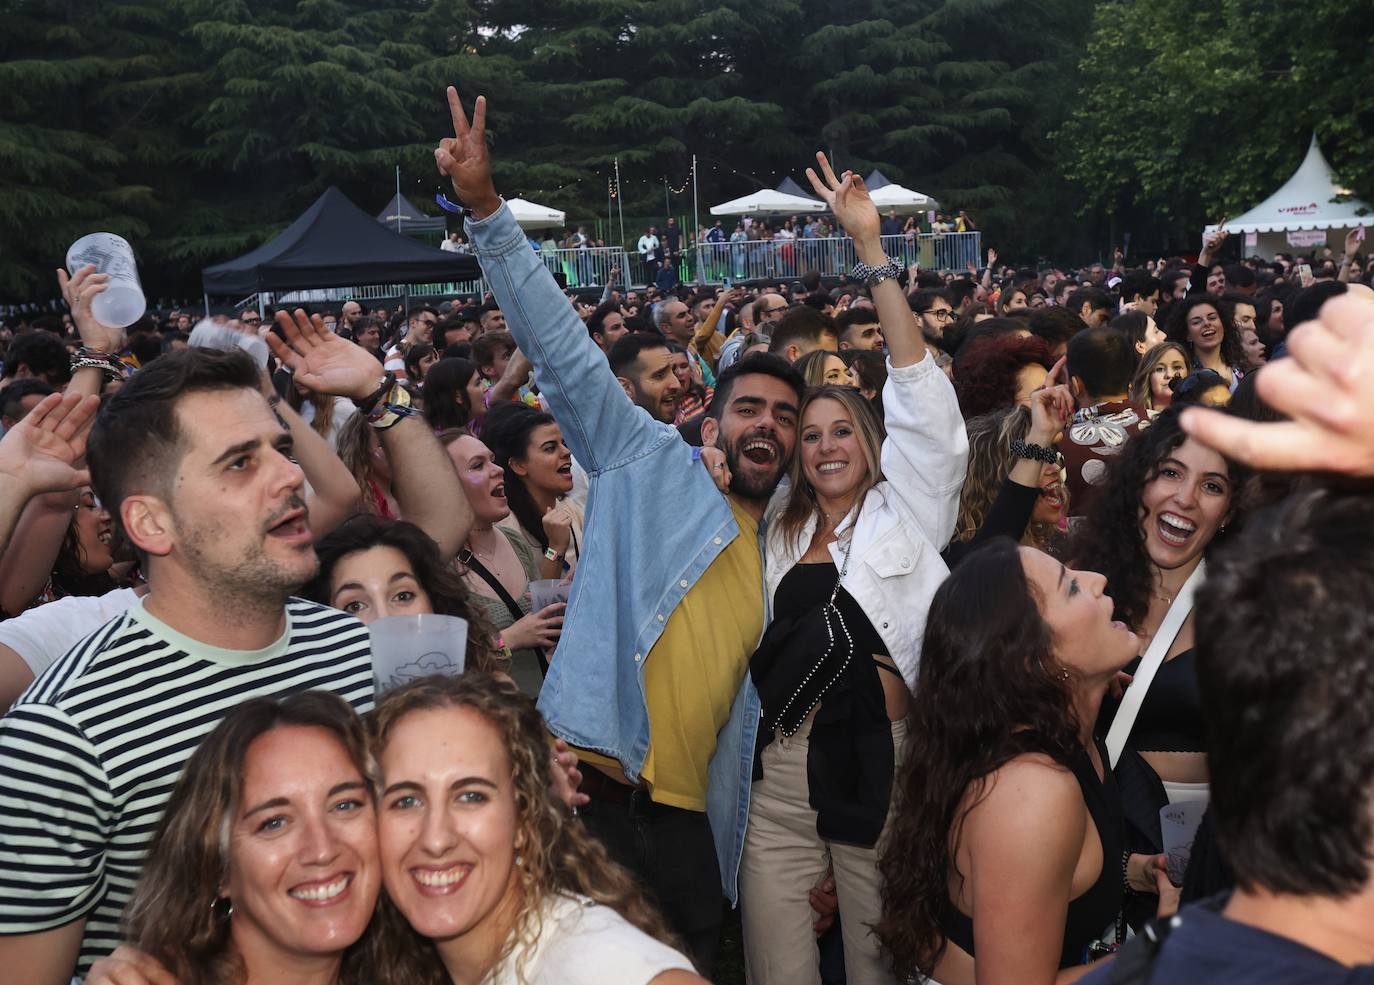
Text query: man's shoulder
285 597 368 643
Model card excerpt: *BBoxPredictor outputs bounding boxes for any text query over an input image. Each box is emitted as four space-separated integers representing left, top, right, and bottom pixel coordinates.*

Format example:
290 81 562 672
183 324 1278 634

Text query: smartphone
1357 225 1367 244
1297 263 1313 283
723 277 731 288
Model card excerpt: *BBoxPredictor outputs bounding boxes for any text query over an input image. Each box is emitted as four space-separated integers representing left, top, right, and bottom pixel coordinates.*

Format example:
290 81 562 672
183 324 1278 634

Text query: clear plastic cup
66 233 147 329
1159 799 1208 886
368 614 468 697
527 579 571 613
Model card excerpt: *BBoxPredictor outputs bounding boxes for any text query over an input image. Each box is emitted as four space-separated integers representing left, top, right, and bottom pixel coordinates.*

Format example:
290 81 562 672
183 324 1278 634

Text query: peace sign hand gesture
435 87 501 220
804 152 881 246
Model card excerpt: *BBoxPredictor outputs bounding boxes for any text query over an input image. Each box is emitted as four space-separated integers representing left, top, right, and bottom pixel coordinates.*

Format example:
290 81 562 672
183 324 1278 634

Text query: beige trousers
740 718 907 985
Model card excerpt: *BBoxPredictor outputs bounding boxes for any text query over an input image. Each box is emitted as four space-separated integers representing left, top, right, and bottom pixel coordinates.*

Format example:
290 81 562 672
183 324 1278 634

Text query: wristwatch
851 256 902 287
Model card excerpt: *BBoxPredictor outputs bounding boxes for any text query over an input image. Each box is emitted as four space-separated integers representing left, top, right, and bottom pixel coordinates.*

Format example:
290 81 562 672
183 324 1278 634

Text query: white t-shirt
0 587 140 678
298 395 358 451
485 894 694 985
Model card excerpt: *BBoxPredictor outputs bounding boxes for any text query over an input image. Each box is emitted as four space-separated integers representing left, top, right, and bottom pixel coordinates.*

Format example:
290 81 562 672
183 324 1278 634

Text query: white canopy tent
710 189 826 217
865 169 938 214
506 197 567 230
1203 136 1370 257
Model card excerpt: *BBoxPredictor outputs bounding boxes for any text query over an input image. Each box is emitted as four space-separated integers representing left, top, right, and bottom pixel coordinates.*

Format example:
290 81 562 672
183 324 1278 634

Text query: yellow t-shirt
578 498 764 811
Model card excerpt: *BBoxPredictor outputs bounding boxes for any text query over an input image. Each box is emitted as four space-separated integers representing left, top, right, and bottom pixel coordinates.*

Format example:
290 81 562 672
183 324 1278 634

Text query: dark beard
718 430 786 502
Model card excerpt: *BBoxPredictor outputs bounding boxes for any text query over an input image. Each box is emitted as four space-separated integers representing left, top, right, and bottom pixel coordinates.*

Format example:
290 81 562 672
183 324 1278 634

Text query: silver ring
713 463 725 471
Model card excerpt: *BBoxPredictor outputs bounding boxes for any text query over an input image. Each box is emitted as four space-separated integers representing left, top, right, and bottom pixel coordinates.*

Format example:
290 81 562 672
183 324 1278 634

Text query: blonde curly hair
365 673 680 983
953 405 1064 552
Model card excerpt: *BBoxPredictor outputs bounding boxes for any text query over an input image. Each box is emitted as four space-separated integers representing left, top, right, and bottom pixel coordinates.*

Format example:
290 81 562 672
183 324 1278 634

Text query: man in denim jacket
438 89 802 971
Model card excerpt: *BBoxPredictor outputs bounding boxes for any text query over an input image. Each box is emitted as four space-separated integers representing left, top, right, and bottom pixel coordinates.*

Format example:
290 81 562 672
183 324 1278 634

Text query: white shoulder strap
1105 561 1207 768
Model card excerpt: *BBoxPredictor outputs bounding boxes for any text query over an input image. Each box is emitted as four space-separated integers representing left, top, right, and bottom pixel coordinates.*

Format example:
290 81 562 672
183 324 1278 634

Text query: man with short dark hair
1119 270 1162 317
835 306 884 351
767 306 838 363
1161 268 1191 303
0 346 377 982
0 378 54 431
588 300 629 353
607 333 682 423
1080 487 1374 985
947 278 977 316
0 330 71 392
910 288 954 346
478 300 506 335
1060 325 1147 516
1065 286 1113 328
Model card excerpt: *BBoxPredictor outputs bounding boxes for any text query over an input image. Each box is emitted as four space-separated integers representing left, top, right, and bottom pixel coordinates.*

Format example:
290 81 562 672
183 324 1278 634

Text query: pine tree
0 0 177 297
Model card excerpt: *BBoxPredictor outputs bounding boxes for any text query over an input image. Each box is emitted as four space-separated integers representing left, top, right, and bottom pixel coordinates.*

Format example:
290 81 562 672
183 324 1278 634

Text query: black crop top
1122 649 1205 754
940 738 1125 969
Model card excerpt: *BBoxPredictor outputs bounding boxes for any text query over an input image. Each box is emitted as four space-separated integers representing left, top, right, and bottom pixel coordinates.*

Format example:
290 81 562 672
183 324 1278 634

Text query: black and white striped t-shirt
0 597 371 975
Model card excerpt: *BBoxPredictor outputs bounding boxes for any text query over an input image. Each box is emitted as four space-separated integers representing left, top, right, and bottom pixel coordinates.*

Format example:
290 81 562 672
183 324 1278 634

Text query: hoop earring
211 896 233 921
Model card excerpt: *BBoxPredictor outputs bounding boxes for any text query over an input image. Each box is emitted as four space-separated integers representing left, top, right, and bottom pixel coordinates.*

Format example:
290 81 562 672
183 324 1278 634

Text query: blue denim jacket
467 204 762 903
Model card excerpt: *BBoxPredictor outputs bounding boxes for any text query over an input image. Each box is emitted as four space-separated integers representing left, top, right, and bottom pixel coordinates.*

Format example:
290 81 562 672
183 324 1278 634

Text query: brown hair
1129 340 1191 410
120 692 416 985
284 383 336 439
954 406 1064 552
774 385 886 554
365 674 679 982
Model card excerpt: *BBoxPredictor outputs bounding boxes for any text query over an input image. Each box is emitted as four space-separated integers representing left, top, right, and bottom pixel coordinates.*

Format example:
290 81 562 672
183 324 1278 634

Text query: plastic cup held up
368 613 468 697
66 233 147 330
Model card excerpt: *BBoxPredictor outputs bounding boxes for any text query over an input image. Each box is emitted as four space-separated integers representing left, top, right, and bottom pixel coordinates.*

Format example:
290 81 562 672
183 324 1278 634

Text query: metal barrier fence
536 246 633 290
228 231 980 311
687 231 981 284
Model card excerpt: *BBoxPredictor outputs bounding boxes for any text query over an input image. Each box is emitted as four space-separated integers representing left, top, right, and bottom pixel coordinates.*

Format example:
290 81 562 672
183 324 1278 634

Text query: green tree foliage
0 0 173 296
1057 0 1374 252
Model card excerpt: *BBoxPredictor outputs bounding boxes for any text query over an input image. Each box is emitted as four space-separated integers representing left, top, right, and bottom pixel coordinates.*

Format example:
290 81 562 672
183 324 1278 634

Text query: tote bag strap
1106 561 1206 768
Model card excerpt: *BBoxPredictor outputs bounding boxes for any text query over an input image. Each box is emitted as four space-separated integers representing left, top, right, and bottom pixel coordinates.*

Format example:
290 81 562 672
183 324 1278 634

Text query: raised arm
806 152 925 369
255 372 362 541
435 88 664 473
806 152 965 547
0 393 100 613
267 309 472 557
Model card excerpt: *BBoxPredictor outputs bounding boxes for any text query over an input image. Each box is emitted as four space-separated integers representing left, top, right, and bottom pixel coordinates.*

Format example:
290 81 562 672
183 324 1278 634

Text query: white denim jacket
763 352 968 689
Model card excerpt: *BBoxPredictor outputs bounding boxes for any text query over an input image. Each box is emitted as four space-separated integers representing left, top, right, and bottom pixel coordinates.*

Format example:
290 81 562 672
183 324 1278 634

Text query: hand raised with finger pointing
435 87 501 220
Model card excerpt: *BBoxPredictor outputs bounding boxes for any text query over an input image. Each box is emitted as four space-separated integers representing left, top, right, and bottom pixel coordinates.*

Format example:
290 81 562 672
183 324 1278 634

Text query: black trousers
578 787 723 974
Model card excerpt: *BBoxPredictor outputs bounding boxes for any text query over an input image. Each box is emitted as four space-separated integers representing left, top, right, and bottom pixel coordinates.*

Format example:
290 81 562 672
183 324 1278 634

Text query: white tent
710 189 826 217
865 169 938 213
506 197 566 230
1203 136 1371 257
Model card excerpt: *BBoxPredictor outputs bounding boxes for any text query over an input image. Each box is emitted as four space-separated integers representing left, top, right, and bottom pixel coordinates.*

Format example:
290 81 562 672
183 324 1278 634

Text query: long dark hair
305 515 498 673
1164 292 1244 370
1070 407 1241 628
877 538 1078 980
482 401 560 551
421 358 480 432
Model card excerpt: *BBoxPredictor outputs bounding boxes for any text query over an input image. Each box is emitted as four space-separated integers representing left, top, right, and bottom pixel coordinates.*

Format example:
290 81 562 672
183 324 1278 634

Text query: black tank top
1122 649 1205 753
940 737 1125 968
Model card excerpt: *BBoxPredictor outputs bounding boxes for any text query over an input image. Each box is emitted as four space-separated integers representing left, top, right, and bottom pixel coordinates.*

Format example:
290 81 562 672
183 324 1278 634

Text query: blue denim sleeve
466 204 663 473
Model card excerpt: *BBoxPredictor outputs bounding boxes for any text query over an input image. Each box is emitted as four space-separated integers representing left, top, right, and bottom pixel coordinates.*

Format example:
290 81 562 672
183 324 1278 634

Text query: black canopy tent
376 192 448 236
202 186 479 298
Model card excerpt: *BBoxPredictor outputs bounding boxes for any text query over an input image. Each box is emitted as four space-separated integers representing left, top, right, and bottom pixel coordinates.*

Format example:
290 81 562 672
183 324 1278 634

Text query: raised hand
1181 293 1374 474
56 264 125 353
1200 218 1229 261
987 247 998 268
1344 225 1366 258
699 446 732 492
0 391 100 496
265 309 384 401
804 152 880 246
1028 383 1073 444
541 504 574 556
434 87 501 219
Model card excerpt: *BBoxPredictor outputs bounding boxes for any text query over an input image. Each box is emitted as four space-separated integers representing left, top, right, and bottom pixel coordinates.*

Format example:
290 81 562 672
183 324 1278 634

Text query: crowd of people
0 85 1373 985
